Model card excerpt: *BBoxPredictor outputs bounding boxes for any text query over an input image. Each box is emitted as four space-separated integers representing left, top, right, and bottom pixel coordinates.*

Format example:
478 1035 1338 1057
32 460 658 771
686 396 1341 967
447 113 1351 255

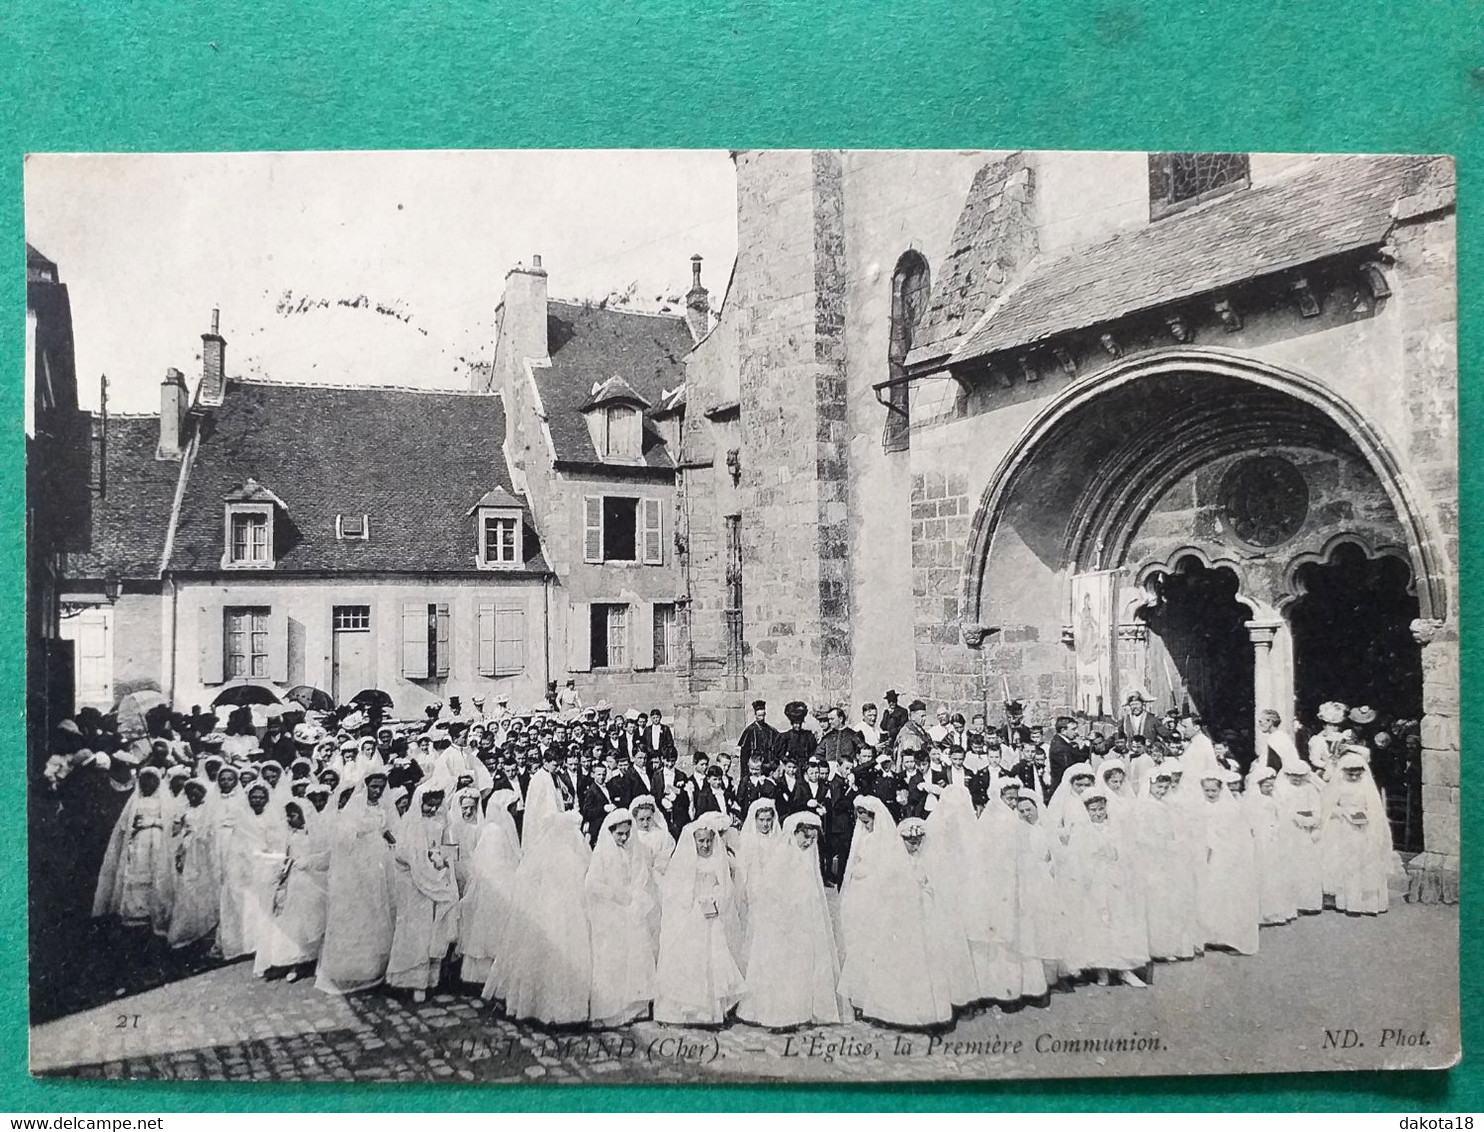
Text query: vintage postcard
25 148 1459 1084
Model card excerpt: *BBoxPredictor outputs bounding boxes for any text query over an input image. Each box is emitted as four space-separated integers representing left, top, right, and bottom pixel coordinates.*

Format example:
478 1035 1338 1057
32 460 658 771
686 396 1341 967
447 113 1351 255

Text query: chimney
498 254 549 376
199 307 226 407
684 254 710 341
157 367 187 459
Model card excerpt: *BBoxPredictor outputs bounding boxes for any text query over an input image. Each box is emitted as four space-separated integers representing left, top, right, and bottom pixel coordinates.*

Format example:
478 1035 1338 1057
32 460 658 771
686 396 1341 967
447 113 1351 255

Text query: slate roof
580 374 651 412
167 381 548 575
948 155 1445 368
66 415 182 579
537 301 692 470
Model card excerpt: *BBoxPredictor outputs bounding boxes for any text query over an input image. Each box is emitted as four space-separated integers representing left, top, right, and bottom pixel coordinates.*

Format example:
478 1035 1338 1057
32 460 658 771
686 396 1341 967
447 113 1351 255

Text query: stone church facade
677 150 1457 878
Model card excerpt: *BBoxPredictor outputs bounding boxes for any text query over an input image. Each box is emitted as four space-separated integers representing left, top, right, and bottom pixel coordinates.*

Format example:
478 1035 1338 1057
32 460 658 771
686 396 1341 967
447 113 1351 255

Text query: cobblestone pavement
32 901 1457 1085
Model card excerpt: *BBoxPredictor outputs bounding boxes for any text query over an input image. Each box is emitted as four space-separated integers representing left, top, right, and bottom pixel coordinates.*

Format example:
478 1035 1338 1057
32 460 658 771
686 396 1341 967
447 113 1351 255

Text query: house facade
60 314 554 716
26 244 89 759
679 150 1458 878
479 255 705 711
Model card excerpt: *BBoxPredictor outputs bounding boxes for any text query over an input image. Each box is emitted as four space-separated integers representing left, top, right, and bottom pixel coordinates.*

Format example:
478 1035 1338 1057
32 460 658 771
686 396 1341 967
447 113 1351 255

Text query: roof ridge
227 377 501 397
547 298 689 325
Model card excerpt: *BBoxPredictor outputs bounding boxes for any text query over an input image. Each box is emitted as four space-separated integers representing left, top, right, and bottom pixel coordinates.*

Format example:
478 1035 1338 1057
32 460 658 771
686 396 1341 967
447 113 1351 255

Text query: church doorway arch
957 349 1447 838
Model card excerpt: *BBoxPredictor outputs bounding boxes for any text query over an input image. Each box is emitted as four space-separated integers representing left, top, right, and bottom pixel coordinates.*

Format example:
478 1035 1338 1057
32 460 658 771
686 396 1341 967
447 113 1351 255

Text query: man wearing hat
736 700 778 769
1117 690 1161 741
892 699 931 766
997 699 1032 747
879 691 908 749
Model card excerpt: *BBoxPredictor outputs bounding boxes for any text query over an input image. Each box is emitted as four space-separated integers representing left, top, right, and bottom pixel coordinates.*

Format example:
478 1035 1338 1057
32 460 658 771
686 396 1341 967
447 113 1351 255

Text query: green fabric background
0 0 1478 1112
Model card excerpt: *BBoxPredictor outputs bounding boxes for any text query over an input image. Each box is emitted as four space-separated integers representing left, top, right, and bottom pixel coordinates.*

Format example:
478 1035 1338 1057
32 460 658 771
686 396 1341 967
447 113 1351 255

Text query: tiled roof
950 155 1444 367
537 301 691 470
581 374 651 412
66 415 182 579
167 381 548 575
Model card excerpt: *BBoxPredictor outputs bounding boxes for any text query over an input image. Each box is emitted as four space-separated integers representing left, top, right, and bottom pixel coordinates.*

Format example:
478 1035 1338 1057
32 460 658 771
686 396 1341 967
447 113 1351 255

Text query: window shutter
583 496 603 563
401 602 429 679
567 601 591 672
476 603 497 676
199 603 224 685
495 607 526 676
632 601 655 670
434 603 451 678
267 610 290 684
642 498 664 564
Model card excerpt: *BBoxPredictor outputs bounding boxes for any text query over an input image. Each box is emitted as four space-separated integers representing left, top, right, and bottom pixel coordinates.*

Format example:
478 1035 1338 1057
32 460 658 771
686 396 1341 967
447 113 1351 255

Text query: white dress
254 802 331 973
653 816 744 1025
737 818 844 1028
457 791 522 985
92 781 173 934
315 784 397 994
1195 791 1260 954
485 811 593 1024
837 797 947 1026
386 788 462 990
165 795 219 948
585 809 657 1026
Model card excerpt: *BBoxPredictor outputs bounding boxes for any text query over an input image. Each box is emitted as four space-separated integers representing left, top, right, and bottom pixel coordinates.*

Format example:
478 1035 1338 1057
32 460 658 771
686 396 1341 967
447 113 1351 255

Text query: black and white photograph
24 148 1459 1084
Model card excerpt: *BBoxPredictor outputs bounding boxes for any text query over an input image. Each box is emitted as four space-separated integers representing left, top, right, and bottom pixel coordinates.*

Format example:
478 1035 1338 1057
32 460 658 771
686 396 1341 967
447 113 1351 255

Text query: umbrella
350 689 393 710
114 690 168 738
212 682 284 708
286 685 334 711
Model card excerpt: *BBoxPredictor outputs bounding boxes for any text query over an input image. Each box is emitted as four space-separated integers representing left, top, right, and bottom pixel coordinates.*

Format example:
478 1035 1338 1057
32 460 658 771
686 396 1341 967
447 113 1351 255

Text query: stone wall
725 150 856 711
838 150 993 713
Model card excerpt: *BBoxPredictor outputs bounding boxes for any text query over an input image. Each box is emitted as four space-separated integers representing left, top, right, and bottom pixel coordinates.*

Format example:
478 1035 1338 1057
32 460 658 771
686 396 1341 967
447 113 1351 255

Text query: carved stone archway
957 347 1456 869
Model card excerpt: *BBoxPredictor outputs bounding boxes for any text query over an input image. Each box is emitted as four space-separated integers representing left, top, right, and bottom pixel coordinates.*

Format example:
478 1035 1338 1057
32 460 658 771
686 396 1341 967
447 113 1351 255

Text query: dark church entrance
1139 558 1255 741
1289 542 1423 725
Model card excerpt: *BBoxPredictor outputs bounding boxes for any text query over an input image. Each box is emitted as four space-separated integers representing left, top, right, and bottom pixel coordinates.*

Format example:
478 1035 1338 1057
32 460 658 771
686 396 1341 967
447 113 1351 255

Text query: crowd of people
46 684 1412 1033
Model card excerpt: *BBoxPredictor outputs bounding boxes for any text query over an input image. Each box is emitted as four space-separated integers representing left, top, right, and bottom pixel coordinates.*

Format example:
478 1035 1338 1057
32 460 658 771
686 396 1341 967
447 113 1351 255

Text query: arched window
885 251 930 452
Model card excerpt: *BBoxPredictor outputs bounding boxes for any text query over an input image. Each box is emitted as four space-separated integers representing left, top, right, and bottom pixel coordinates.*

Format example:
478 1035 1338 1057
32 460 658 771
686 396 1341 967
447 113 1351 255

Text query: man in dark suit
735 752 778 817
902 749 935 819
1117 691 1162 742
941 743 982 798
998 699 1033 747
649 748 691 837
1047 715 1085 794
774 756 805 817
691 764 736 822
639 708 678 765
794 757 835 881
610 748 649 809
580 755 625 845
879 691 909 750
817 706 865 772
737 700 779 770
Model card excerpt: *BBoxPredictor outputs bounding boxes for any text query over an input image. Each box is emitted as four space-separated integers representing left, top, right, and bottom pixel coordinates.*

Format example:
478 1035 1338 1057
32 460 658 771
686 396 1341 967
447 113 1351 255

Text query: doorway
331 605 372 704
1139 558 1254 741
1289 543 1422 724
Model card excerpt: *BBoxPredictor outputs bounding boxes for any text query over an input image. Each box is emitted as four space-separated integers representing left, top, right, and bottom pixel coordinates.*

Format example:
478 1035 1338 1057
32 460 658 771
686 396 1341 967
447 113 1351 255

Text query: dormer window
468 485 527 570
600 404 642 458
480 509 522 567
582 375 652 463
228 509 270 565
336 513 369 541
222 479 285 569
